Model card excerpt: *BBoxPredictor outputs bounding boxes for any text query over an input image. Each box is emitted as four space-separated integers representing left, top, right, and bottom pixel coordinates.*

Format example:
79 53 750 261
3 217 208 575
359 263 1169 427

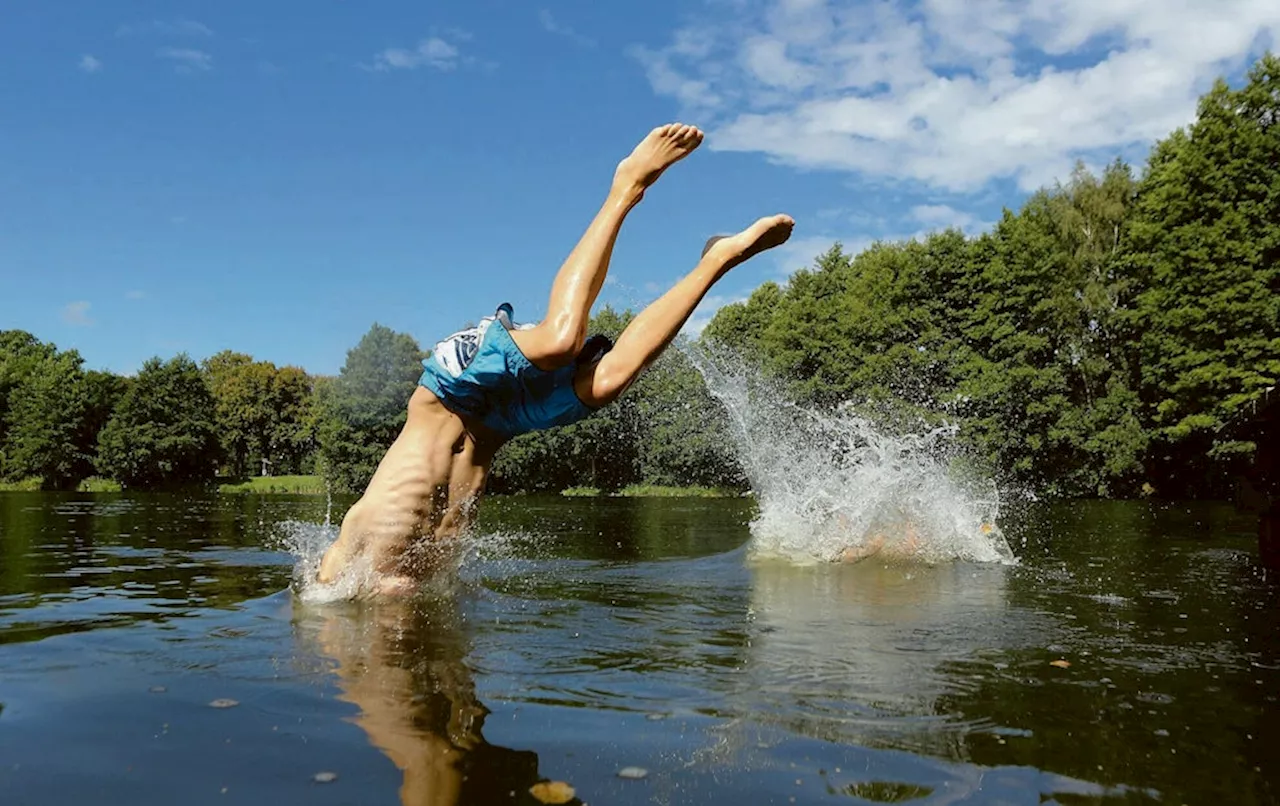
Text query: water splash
271 518 556 603
270 520 367 604
687 346 1015 566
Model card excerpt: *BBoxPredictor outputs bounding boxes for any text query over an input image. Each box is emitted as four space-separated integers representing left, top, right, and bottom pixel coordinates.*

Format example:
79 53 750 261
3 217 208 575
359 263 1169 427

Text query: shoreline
0 476 748 498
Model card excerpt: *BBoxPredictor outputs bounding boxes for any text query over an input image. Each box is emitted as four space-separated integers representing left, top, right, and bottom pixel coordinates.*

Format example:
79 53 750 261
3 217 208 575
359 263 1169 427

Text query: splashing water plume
273 520 372 604
687 346 1015 566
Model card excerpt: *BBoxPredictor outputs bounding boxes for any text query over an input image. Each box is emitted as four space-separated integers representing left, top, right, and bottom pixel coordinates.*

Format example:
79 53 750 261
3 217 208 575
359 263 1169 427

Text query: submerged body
317 123 795 594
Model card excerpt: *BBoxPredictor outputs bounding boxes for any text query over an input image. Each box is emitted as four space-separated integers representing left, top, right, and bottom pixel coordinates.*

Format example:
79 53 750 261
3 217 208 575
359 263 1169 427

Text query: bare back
317 386 499 586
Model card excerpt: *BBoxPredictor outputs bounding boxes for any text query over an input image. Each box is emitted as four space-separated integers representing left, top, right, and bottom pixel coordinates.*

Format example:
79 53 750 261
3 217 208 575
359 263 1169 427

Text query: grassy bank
78 477 123 492
0 477 123 492
216 475 327 494
561 484 742 498
1 475 325 494
0 478 42 492
3 475 738 499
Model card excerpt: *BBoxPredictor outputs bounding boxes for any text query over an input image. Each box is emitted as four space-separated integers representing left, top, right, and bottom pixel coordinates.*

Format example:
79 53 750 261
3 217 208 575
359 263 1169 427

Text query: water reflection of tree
937 501 1280 805
0 493 319 643
296 593 577 806
729 561 1012 756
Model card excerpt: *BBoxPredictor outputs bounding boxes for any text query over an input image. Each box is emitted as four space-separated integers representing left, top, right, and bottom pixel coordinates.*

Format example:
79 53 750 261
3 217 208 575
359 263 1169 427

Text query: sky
2 0 1276 377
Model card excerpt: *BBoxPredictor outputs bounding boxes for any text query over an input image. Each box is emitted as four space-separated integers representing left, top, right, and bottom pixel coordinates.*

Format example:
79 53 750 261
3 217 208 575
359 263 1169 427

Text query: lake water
0 492 1276 805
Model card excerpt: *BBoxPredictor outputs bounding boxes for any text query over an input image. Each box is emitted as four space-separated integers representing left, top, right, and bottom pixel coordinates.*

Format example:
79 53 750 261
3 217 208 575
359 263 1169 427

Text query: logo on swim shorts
431 304 531 378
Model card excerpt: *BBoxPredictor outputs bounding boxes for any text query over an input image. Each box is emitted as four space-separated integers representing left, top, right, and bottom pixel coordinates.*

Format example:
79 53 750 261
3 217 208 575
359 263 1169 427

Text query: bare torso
317 386 500 589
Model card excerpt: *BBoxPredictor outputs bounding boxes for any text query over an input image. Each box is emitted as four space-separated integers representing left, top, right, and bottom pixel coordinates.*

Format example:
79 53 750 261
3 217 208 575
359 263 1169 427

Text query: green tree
96 355 222 489
270 365 318 474
0 335 123 489
953 165 1145 496
631 339 743 489
1041 162 1147 495
202 351 261 476
702 280 784 361
75 370 128 481
317 324 424 493
203 351 317 476
0 330 55 475
1126 55 1280 494
4 349 89 489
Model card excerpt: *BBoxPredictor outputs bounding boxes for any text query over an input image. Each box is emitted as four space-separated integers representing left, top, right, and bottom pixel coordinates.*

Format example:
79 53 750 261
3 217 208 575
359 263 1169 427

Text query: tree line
0 337 314 490
0 313 736 495
1 56 1275 498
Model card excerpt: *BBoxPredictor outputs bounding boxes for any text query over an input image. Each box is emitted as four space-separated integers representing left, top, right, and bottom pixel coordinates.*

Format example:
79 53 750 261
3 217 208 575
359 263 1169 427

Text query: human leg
509 124 704 370
574 214 794 407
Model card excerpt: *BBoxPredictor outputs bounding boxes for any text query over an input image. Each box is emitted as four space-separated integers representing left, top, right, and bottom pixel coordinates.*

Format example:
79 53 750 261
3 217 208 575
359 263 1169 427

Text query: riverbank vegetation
1 57 1275 499
560 485 740 498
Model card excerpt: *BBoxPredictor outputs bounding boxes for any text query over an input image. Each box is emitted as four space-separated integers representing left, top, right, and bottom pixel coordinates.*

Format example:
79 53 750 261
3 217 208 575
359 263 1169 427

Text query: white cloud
539 10 596 47
118 19 213 37
370 37 461 71
771 233 855 274
439 27 474 44
773 227 967 275
634 0 1280 192
910 204 979 232
62 301 94 326
78 54 102 73
158 47 213 72
684 292 751 336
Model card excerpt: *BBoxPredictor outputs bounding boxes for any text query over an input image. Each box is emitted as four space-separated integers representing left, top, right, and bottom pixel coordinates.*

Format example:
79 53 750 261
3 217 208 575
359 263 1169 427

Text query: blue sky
2 1 1275 376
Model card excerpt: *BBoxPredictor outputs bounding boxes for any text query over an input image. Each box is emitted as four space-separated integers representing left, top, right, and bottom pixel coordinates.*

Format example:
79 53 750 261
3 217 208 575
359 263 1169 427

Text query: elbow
587 364 631 407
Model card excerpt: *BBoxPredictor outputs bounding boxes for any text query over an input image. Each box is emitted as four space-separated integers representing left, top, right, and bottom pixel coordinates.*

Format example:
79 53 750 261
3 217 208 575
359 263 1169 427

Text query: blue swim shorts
418 304 609 439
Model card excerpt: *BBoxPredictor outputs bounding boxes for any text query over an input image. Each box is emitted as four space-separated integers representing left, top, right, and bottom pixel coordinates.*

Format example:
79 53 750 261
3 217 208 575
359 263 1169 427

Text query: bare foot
703 214 795 272
613 123 704 198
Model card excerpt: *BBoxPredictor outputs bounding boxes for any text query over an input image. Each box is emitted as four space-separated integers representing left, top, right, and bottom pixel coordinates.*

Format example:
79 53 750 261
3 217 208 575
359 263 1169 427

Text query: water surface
1 493 1276 804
